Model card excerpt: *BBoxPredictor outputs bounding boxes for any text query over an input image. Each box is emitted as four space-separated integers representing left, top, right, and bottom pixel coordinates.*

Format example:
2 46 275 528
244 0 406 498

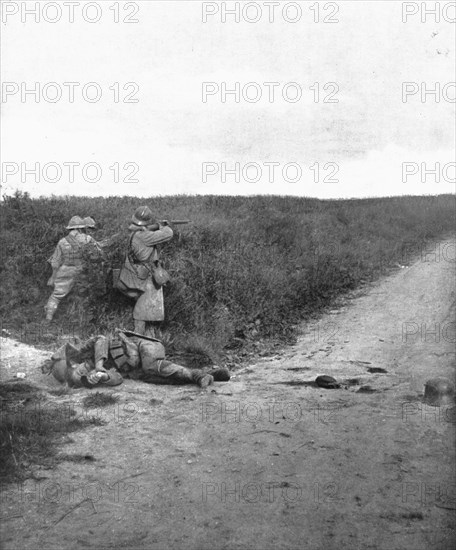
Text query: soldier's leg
44 267 78 320
45 284 69 321
134 320 146 335
93 336 109 370
158 359 214 388
139 341 213 387
142 360 213 388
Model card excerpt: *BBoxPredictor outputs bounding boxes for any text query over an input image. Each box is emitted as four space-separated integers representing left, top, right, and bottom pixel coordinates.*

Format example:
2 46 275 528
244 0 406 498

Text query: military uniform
117 206 174 335
44 216 102 320
43 331 217 389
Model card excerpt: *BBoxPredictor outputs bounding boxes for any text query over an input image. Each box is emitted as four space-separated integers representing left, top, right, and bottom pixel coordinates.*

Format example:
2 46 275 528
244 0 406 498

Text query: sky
1 0 455 198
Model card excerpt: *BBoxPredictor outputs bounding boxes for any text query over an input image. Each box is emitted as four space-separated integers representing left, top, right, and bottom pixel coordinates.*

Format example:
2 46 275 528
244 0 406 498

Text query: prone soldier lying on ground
41 330 230 389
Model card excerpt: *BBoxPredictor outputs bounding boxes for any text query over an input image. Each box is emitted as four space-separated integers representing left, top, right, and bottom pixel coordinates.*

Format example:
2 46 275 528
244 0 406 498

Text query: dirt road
1 239 455 550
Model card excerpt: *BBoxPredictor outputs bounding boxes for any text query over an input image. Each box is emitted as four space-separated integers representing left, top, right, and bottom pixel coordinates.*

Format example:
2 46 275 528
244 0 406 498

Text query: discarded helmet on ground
315 375 340 389
423 377 455 407
83 216 96 228
131 206 153 226
66 216 86 229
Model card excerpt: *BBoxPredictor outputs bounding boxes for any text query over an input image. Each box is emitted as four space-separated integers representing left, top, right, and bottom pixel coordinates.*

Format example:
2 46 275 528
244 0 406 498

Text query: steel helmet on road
83 216 96 228
66 216 86 230
131 206 153 226
423 377 455 407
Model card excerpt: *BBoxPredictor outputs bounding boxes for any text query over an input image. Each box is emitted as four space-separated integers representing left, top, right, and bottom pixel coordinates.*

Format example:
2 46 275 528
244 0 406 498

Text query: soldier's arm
48 241 63 269
47 242 63 284
97 232 121 248
140 225 174 247
85 235 105 258
93 336 109 372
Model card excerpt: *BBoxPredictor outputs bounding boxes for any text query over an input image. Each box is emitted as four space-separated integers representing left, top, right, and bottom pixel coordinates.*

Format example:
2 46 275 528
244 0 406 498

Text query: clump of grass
0 382 107 482
82 392 119 409
168 334 218 369
0 382 38 398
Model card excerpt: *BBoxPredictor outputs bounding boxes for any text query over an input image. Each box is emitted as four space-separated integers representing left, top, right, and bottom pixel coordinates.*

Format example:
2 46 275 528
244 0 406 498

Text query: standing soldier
116 206 173 337
44 216 102 321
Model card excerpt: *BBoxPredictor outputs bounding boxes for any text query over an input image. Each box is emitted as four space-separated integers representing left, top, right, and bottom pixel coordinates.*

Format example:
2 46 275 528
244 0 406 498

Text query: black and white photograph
0 1 455 549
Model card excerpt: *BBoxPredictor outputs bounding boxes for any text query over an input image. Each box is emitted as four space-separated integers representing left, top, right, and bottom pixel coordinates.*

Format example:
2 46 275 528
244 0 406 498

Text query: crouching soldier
44 216 103 321
41 330 230 390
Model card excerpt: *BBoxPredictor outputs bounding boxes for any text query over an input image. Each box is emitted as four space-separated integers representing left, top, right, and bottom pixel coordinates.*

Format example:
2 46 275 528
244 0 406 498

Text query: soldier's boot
210 366 231 382
192 371 214 389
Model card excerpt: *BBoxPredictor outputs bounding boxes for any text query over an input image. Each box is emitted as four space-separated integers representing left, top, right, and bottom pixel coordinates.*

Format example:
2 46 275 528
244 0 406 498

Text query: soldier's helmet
423 377 455 407
131 206 153 226
83 216 96 228
66 216 86 230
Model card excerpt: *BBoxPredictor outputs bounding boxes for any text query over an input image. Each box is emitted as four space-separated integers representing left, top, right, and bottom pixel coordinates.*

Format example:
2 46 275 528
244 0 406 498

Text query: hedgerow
1 191 454 357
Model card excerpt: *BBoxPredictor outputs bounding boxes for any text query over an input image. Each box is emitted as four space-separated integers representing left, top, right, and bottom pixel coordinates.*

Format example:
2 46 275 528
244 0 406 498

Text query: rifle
99 221 189 248
147 220 191 231
98 232 122 248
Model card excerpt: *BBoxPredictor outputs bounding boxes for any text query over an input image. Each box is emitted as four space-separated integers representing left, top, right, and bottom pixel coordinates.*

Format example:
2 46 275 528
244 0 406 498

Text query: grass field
0 381 107 481
0 192 454 360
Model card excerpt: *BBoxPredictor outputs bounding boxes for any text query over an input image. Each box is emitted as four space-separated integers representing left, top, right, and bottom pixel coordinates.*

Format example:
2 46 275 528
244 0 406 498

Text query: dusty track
1 238 455 550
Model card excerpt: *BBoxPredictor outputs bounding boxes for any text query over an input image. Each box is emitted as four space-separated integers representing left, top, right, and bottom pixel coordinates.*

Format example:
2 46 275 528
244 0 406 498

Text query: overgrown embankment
0 193 454 358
